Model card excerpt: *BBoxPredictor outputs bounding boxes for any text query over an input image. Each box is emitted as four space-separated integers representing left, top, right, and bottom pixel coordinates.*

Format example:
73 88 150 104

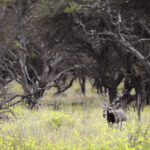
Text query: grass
0 81 150 150
1 106 150 150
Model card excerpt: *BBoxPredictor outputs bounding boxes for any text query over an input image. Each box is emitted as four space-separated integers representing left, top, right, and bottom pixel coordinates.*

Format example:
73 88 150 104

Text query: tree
0 0 150 119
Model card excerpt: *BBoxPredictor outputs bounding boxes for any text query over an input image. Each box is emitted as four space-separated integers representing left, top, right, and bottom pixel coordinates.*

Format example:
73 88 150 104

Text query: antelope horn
100 104 106 109
113 103 120 109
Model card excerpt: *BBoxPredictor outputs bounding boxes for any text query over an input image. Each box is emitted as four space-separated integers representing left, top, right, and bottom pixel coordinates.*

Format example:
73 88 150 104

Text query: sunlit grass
0 81 150 150
0 106 150 150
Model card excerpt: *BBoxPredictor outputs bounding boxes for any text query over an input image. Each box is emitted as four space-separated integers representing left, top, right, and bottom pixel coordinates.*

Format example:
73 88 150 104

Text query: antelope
100 89 127 127
100 103 127 125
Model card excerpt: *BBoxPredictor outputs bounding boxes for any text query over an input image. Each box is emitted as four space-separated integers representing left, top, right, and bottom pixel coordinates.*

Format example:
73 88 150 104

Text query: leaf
15 42 20 47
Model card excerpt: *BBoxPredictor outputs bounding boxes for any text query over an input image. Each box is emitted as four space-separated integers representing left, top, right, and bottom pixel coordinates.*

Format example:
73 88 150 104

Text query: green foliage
132 64 140 76
0 0 15 6
14 42 20 47
31 51 36 58
105 72 110 77
49 111 75 129
0 0 7 4
64 2 80 14
117 82 124 92
0 105 150 149
131 88 136 95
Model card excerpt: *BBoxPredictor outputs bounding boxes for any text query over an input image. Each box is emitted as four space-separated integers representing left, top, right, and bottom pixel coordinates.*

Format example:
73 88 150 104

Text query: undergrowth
0 82 150 150
0 106 150 150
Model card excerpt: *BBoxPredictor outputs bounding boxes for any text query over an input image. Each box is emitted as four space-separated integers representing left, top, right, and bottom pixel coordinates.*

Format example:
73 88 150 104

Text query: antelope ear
100 104 105 109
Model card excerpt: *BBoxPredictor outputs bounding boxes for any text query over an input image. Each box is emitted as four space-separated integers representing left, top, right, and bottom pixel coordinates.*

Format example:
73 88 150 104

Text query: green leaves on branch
64 2 80 14
14 42 20 47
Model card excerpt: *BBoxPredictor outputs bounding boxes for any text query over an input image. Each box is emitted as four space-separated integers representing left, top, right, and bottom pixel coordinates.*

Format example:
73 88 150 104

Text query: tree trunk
137 94 141 121
79 77 86 95
108 87 117 103
30 89 45 109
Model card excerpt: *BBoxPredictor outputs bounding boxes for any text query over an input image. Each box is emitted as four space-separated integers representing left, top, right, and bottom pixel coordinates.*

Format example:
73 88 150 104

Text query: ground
0 81 150 150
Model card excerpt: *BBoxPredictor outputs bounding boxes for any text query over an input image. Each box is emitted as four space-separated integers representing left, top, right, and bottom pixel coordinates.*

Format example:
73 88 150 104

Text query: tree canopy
0 0 150 117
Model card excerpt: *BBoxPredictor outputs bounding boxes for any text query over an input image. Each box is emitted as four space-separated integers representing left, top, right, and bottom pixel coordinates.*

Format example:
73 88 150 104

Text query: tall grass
0 82 150 150
0 106 150 150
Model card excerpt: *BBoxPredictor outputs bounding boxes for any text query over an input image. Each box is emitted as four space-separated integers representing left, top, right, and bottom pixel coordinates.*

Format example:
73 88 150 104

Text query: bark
108 86 117 104
119 38 150 74
79 77 86 95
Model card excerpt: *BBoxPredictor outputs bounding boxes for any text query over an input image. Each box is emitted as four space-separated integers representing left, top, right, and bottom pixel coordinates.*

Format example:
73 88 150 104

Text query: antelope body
101 105 127 124
101 89 127 125
111 109 126 123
